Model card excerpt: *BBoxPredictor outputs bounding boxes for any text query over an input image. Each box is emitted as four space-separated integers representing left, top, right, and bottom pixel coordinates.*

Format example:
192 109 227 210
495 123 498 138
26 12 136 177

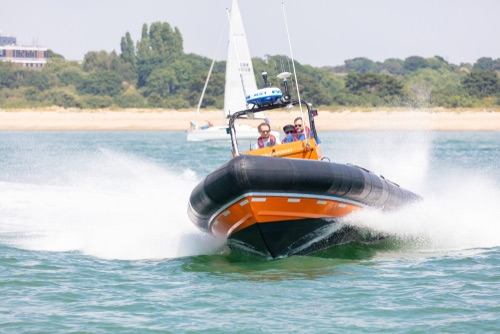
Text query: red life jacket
292 126 311 141
257 134 277 148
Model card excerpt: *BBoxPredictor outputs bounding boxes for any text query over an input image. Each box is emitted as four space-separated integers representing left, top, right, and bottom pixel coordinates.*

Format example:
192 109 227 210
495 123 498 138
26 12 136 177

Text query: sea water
0 130 499 333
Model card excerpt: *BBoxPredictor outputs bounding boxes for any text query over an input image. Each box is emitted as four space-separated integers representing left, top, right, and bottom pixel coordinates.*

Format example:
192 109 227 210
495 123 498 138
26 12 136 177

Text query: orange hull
211 193 363 239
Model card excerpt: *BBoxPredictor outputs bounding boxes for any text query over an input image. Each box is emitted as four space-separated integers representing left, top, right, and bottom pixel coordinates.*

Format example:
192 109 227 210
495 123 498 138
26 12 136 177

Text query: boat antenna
285 56 297 96
282 1 303 116
272 58 280 77
226 6 249 109
195 28 224 116
262 71 269 87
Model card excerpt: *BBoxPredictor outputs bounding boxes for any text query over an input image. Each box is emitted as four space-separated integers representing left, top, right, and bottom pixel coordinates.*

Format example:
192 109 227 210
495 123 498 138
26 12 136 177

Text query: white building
0 35 48 69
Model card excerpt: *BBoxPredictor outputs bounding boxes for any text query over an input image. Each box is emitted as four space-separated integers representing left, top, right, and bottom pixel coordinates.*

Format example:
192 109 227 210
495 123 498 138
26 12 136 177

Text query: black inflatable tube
188 155 421 232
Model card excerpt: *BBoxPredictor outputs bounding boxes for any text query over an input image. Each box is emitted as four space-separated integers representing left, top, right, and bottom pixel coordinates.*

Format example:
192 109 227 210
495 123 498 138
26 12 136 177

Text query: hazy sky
2 0 499 67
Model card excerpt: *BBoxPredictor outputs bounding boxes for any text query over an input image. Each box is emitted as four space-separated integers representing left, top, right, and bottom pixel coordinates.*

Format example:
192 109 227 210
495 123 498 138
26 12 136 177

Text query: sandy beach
0 109 499 131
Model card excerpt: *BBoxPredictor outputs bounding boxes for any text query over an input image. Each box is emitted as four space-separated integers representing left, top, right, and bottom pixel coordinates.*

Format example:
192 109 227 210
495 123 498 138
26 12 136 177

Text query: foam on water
322 131 431 192
0 131 498 260
0 149 224 260
339 131 500 253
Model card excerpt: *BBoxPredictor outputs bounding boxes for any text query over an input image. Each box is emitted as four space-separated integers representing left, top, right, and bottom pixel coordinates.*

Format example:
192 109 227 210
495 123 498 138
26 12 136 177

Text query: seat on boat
243 138 322 160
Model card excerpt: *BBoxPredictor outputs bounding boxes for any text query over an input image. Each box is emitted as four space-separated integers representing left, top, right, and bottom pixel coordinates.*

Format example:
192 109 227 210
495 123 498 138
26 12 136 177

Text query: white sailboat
186 0 277 142
223 0 258 118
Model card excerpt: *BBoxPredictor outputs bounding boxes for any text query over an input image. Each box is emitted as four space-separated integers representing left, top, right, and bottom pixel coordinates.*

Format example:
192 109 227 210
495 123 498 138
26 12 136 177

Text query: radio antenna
282 1 303 115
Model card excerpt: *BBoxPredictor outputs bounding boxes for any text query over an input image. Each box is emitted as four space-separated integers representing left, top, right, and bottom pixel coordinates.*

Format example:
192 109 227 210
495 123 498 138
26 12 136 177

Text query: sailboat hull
187 125 279 142
187 125 236 141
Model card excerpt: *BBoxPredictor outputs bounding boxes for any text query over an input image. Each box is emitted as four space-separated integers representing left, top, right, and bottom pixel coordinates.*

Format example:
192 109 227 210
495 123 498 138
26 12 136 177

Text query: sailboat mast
195 32 223 115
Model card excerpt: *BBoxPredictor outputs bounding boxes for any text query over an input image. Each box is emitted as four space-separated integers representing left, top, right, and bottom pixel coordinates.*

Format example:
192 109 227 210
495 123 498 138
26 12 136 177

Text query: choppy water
1 130 499 333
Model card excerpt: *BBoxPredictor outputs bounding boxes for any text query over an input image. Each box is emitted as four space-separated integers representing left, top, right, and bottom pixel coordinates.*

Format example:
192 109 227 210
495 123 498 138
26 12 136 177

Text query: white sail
224 0 261 118
187 0 271 141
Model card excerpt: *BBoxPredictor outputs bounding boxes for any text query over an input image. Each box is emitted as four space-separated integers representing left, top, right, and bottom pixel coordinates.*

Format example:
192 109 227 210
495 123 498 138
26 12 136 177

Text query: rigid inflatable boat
188 73 421 259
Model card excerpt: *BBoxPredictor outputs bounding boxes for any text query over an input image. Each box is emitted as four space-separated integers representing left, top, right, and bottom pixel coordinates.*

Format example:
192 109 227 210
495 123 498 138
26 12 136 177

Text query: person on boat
252 122 277 149
283 117 314 142
293 117 313 140
200 120 214 130
281 124 295 143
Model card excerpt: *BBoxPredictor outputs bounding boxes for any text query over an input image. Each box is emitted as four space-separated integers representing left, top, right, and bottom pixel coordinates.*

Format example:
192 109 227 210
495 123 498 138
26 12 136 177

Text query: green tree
114 89 147 108
80 95 113 109
47 49 65 60
0 63 17 89
406 68 462 91
83 51 113 72
345 72 404 98
78 70 123 96
474 57 495 71
24 87 42 103
144 66 178 97
427 56 449 70
136 54 163 88
462 70 499 98
170 60 194 92
120 32 136 67
136 22 184 88
82 50 124 74
147 92 164 107
381 58 404 75
21 71 51 91
404 56 428 72
58 69 84 88
344 57 376 73
185 71 225 108
42 88 81 108
118 32 138 83
149 22 183 62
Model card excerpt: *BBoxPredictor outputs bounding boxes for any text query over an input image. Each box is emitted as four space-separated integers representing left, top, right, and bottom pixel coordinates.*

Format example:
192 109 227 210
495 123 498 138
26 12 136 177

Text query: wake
333 131 500 254
0 149 224 260
1 132 498 260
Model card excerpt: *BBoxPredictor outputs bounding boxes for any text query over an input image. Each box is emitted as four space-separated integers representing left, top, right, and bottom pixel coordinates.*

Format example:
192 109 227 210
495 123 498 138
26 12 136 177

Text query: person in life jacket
252 122 276 150
282 124 295 143
283 117 314 142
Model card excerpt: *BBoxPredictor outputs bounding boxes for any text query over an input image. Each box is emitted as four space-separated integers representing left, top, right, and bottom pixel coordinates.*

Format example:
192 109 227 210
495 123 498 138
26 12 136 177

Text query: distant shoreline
0 109 499 131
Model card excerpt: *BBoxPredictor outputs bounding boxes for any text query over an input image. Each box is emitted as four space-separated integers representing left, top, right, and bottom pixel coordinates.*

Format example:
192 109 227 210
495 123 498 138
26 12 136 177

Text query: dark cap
283 124 294 133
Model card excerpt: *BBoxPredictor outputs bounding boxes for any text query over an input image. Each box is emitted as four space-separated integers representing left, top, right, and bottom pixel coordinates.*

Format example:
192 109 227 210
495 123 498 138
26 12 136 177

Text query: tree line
1 21 500 110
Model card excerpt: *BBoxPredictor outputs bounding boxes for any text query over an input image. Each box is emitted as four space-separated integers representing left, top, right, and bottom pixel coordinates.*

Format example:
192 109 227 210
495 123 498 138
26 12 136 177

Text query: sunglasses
285 131 293 134
294 124 303 128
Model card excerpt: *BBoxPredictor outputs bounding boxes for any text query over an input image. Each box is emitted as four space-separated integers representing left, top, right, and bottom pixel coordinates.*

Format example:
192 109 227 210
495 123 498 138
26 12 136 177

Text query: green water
0 131 499 333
